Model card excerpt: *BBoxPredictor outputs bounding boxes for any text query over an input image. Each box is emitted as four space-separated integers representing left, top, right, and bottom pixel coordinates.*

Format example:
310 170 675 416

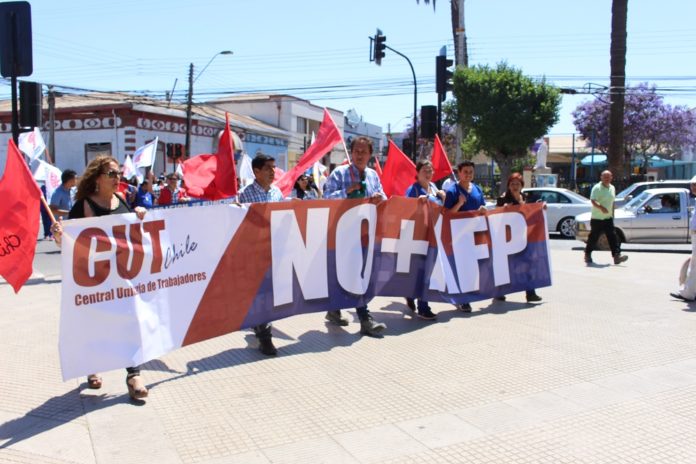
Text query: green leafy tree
452 62 561 193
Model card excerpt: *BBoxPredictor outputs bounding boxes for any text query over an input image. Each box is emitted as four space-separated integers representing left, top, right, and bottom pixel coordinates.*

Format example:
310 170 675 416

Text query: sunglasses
103 169 120 179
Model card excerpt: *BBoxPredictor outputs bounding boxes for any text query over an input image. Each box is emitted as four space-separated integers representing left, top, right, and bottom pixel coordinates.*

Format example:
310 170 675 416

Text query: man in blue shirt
238 154 285 355
323 136 387 337
49 169 77 218
443 160 487 312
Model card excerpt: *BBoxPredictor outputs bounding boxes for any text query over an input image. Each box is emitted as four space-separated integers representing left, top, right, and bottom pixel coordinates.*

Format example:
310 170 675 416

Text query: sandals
87 374 103 389
126 374 149 400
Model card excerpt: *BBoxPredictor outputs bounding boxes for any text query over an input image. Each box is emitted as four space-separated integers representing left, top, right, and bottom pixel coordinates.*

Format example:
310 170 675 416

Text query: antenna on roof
167 78 178 107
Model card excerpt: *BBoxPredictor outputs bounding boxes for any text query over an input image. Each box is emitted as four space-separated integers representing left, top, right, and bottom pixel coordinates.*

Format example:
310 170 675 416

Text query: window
85 143 112 165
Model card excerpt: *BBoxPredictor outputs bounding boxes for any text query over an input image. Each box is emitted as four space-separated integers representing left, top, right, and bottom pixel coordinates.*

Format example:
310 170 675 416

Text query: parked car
490 188 591 238
615 180 692 208
575 187 692 245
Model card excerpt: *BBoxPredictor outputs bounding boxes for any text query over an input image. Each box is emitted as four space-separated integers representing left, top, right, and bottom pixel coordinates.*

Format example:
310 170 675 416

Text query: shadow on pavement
0 386 140 450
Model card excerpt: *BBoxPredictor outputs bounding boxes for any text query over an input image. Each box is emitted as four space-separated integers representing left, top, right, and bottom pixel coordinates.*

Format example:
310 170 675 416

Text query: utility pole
185 63 194 159
47 85 55 164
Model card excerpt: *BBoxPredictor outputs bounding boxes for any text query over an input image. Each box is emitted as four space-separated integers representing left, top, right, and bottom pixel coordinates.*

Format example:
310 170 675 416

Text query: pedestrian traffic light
373 30 386 66
436 55 454 97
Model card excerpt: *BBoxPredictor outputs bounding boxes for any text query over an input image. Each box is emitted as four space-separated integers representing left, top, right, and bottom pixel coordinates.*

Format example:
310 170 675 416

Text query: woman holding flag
51 156 150 401
403 160 445 320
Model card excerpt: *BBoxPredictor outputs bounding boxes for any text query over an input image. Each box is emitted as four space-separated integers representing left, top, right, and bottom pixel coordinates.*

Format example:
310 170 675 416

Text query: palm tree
608 0 628 181
417 0 467 67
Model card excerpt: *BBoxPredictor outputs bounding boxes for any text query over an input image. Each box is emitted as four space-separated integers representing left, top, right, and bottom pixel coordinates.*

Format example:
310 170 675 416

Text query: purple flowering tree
572 83 696 172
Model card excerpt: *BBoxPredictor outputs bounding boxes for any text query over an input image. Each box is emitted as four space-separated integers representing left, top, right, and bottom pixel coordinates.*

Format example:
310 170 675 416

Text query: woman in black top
495 173 542 303
53 156 149 400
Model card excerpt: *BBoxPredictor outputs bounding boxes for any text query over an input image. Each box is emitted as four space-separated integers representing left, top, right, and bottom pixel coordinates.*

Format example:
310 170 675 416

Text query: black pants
254 323 272 340
585 218 620 256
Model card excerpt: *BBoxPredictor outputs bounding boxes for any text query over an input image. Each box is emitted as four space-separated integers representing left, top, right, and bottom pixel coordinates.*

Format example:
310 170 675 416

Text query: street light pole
185 63 194 158
184 50 233 159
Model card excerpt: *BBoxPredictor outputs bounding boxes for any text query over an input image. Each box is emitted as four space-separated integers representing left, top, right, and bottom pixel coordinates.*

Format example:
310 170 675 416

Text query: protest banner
58 199 550 379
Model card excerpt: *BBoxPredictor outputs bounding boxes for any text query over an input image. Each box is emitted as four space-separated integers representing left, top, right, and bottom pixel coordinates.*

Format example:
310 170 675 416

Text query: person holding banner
238 154 286 356
444 160 488 313
495 173 542 303
51 156 150 400
403 160 445 320
323 136 388 336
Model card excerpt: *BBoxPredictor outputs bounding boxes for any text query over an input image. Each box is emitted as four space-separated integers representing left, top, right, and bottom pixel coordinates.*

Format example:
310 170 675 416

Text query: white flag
18 127 46 162
122 155 137 181
132 137 158 183
238 153 255 187
175 161 183 178
33 160 63 202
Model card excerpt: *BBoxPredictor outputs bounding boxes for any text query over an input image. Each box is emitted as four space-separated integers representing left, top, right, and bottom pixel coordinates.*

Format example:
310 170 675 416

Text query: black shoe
456 303 472 313
360 317 386 336
325 310 349 326
494 296 506 301
584 253 593 264
416 307 437 320
405 298 416 312
258 338 277 356
526 294 542 303
613 254 628 265
670 292 693 302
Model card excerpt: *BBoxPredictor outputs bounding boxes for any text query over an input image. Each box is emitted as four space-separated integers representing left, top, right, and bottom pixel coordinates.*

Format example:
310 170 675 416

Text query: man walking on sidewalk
584 170 628 265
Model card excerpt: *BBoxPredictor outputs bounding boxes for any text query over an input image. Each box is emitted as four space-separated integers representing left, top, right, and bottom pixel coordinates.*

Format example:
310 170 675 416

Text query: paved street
2 237 696 464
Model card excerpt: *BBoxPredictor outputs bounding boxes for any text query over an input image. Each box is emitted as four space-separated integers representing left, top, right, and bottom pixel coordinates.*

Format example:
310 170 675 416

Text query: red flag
373 156 383 178
183 113 238 200
431 134 453 182
381 140 417 197
0 139 42 293
275 109 342 197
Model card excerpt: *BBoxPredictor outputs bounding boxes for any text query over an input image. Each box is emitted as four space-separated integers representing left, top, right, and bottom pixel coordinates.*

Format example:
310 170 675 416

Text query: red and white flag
132 138 158 183
18 128 46 163
0 139 43 293
33 159 63 202
122 155 137 181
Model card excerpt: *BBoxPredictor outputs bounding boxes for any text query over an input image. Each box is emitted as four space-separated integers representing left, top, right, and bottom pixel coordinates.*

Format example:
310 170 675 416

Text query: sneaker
416 307 437 320
584 253 592 264
456 303 472 313
258 338 277 356
325 310 349 326
405 298 416 312
360 317 386 336
526 294 542 303
613 254 628 265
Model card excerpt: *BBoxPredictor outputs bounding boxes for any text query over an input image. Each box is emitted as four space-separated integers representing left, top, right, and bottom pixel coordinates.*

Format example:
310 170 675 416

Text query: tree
451 62 561 193
609 0 629 179
572 83 696 172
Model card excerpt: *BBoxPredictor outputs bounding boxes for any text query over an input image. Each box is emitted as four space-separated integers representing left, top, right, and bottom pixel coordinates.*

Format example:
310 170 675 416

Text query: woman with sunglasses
290 174 320 200
51 156 149 400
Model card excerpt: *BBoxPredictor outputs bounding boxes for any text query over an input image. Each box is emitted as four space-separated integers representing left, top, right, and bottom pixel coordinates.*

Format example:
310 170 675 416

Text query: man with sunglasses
157 173 189 206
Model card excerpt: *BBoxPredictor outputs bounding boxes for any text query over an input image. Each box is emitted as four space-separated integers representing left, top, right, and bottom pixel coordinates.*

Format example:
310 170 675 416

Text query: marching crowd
48 135 652 403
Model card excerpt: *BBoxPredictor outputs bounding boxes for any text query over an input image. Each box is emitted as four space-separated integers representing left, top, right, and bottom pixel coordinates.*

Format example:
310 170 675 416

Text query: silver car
575 188 692 245
522 188 592 238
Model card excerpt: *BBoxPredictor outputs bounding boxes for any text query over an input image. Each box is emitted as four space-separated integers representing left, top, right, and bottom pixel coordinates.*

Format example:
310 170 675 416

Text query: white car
521 188 592 238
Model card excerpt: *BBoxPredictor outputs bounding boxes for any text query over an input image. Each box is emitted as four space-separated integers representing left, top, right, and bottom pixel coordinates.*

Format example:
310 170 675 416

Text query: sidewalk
2 244 696 463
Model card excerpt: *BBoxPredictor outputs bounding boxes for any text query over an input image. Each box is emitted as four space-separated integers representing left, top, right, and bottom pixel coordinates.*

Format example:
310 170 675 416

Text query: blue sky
2 0 695 136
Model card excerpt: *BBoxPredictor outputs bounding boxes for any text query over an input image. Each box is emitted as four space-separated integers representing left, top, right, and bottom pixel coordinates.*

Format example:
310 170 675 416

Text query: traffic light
373 31 386 66
166 143 174 158
436 55 454 97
